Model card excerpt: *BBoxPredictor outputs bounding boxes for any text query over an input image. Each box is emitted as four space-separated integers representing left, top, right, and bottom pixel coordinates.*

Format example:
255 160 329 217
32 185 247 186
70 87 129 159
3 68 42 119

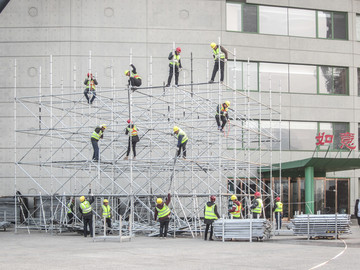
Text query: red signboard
315 132 356 150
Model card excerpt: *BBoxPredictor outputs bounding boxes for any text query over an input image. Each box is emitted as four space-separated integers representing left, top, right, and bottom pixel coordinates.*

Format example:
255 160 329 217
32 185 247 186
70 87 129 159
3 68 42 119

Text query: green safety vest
91 129 103 140
230 202 241 218
80 201 92 214
127 125 138 136
67 202 73 214
170 53 181 66
177 129 188 144
131 72 141 80
216 104 228 115
213 47 225 61
204 204 218 220
86 80 96 90
156 204 171 218
251 198 263 214
102 204 111 218
275 201 283 213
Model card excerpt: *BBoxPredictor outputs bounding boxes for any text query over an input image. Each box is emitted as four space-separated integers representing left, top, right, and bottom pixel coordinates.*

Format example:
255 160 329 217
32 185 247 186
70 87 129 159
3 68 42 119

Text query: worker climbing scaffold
173 126 188 159
215 101 230 133
125 64 142 91
124 119 139 160
166 47 182 87
84 73 98 104
91 124 106 161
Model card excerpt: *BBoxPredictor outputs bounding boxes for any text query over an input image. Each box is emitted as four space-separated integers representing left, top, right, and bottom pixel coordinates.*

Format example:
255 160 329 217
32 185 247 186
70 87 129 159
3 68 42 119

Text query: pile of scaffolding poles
288 214 351 238
213 219 272 241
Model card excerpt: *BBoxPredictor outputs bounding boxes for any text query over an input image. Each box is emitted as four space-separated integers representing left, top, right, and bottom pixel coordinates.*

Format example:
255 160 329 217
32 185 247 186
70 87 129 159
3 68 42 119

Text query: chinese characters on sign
315 132 356 150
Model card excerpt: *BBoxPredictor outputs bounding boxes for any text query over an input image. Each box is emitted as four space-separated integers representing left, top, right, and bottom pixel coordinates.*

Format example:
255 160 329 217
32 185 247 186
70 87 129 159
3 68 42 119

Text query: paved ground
0 222 359 270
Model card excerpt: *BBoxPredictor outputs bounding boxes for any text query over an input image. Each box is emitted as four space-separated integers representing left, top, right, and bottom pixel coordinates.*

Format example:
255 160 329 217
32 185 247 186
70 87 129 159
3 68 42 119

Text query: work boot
124 156 128 160
208 80 214 84
175 84 179 87
131 87 137 91
209 238 214 241
165 84 170 87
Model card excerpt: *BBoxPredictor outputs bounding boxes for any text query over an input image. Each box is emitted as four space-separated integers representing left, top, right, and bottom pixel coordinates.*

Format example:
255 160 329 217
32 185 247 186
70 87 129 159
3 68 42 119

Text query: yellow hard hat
156 198 163 204
210 42 216 49
101 124 107 129
231 195 237 201
225 100 230 106
103 199 109 203
79 196 85 202
124 70 130 76
173 126 179 132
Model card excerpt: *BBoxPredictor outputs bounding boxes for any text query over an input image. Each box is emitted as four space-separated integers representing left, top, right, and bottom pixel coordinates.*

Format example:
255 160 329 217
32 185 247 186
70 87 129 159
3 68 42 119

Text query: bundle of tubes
288 214 351 237
213 219 272 240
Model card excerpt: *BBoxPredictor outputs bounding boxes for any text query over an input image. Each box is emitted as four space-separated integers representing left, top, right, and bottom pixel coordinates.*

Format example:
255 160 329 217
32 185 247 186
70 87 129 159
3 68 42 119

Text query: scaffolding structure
13 46 282 237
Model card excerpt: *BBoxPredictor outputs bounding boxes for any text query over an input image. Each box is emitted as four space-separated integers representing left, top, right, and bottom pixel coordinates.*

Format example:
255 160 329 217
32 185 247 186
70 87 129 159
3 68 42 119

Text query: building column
305 166 314 214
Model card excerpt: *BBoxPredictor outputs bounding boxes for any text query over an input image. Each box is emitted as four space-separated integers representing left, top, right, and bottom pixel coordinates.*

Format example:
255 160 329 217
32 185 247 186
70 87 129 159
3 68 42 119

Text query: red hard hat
254 192 261 198
210 195 216 202
87 73 92 78
127 119 131 123
176 47 181 53
275 197 280 201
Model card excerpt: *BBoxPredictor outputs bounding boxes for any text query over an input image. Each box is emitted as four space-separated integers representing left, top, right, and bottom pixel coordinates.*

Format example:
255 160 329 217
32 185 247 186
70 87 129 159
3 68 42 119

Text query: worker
79 195 94 237
91 124 106 161
84 73 98 104
124 119 140 160
273 197 283 230
102 199 112 235
250 192 263 219
355 199 360 227
204 195 220 241
67 198 75 224
125 64 142 91
173 126 188 159
166 47 182 87
215 101 230 132
154 193 171 239
208 42 228 83
228 195 242 219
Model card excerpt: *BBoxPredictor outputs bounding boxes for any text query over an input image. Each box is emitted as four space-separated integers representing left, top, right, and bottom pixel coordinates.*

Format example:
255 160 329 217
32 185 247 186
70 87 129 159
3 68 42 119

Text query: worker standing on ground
124 119 140 160
173 126 188 159
204 195 220 241
84 73 98 104
208 42 228 83
355 199 360 227
250 192 263 219
67 198 75 224
273 197 283 230
154 193 171 239
91 124 106 161
228 195 242 219
79 195 94 237
125 64 142 91
166 47 182 87
102 199 112 235
215 101 230 132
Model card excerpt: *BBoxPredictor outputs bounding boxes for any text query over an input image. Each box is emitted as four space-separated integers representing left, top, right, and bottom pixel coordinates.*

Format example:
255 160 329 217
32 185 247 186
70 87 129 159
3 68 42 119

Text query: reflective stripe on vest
252 198 263 214
170 53 181 66
131 72 141 80
80 201 92 214
204 204 218 220
67 202 73 214
86 80 96 90
177 129 188 144
102 205 111 218
127 125 138 136
275 201 283 212
91 130 102 140
230 202 241 218
213 47 225 61
156 204 170 218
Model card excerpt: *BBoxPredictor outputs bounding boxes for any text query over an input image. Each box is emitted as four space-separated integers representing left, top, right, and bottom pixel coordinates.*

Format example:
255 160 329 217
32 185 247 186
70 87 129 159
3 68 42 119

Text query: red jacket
154 193 171 221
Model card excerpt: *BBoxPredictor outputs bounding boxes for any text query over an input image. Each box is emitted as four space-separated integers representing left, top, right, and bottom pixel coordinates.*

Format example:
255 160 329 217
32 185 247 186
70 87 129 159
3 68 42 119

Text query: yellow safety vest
127 125 138 136
156 204 171 218
213 47 225 61
170 53 181 66
177 129 188 144
275 201 283 213
230 202 241 218
131 72 141 80
67 202 73 214
80 201 92 214
204 204 218 220
216 104 228 115
102 205 111 218
251 198 263 214
86 80 96 90
91 129 103 140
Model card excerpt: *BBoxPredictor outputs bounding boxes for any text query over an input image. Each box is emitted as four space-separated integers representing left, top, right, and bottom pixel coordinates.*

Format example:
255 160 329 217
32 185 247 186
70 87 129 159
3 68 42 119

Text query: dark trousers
215 115 227 129
275 212 282 230
167 65 179 85
105 217 112 234
83 215 93 237
67 213 74 224
84 89 96 103
129 78 142 87
204 223 214 240
252 212 260 219
211 61 225 82
91 139 99 161
177 141 187 158
126 140 137 157
159 220 169 237
357 217 360 226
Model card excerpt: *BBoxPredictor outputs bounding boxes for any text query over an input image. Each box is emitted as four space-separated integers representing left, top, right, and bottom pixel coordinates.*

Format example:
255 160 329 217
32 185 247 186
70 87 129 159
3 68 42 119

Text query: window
319 122 349 150
226 2 242 31
358 68 360 96
288 8 316 37
227 61 243 89
242 4 258 33
259 6 288 35
317 11 332 39
318 66 347 95
356 14 360 41
261 121 290 150
289 65 317 93
333 12 347 40
243 62 258 91
290 122 317 150
259 63 288 92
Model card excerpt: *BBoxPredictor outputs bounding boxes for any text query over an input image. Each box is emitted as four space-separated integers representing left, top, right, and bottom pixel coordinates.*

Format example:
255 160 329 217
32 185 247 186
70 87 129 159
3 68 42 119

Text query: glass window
261 121 290 150
290 122 317 150
226 2 242 31
318 122 333 150
242 4 258 33
227 61 243 90
333 122 348 150
318 66 334 93
315 179 325 213
243 120 259 149
333 67 347 94
259 63 288 92
289 65 317 93
337 180 349 214
325 180 336 214
319 66 347 95
333 12 347 40
358 123 360 150
358 68 360 96
259 6 288 35
243 62 258 91
288 8 316 37
356 14 360 41
318 11 332 38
